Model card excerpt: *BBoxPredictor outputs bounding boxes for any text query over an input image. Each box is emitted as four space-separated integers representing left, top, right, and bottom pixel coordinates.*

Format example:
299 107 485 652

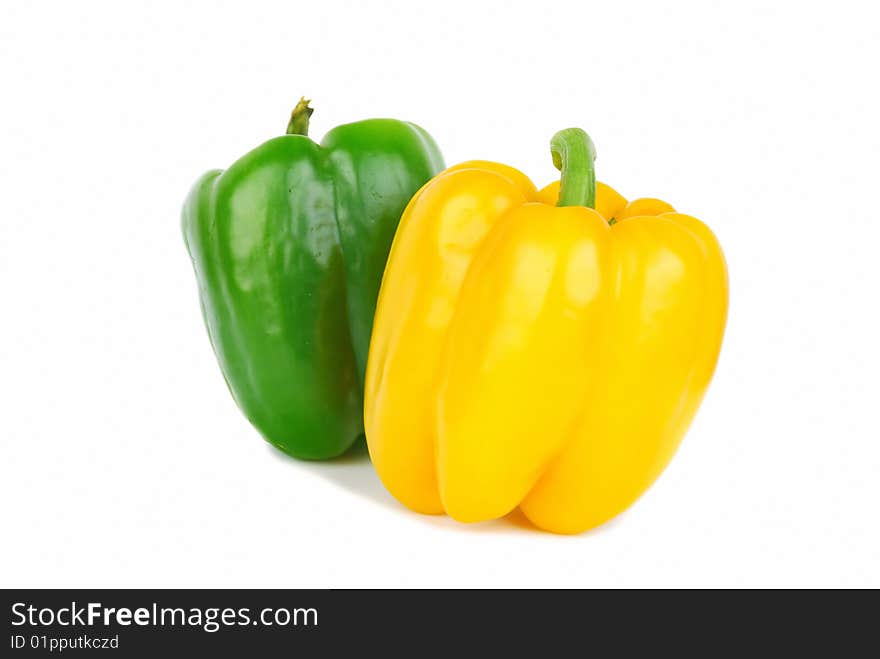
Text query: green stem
286 97 313 136
550 128 597 208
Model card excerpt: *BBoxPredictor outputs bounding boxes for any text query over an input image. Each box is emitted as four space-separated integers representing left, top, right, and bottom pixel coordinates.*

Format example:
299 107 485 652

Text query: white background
2 0 878 588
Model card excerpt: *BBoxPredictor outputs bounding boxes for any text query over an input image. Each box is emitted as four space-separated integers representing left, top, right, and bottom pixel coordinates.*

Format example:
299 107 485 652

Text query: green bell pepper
183 99 444 459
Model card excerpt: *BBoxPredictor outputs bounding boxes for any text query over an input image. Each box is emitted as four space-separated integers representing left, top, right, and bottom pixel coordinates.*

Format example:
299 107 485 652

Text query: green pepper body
183 109 443 459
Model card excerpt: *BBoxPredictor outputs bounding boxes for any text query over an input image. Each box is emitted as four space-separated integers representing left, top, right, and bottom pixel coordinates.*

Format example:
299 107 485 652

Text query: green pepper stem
286 97 314 136
550 128 597 208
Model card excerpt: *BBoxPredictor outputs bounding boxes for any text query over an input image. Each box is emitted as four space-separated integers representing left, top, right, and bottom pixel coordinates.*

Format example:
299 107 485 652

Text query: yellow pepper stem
550 128 597 209
286 96 313 136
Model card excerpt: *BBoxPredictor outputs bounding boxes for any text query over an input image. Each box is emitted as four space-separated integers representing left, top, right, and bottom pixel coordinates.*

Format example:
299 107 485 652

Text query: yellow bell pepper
364 129 728 534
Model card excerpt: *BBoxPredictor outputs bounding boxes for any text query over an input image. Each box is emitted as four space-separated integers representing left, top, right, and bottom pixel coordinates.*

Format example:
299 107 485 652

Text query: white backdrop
2 0 878 588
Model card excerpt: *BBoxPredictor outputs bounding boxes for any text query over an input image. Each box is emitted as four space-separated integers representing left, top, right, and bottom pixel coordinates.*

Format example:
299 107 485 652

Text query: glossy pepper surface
183 99 444 459
364 129 727 533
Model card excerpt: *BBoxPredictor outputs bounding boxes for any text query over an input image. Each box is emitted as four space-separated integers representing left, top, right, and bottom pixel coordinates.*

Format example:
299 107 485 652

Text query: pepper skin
183 99 444 459
364 129 727 533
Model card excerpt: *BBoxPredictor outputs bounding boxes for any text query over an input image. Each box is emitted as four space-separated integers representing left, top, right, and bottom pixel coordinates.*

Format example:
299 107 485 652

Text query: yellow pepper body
364 137 728 534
